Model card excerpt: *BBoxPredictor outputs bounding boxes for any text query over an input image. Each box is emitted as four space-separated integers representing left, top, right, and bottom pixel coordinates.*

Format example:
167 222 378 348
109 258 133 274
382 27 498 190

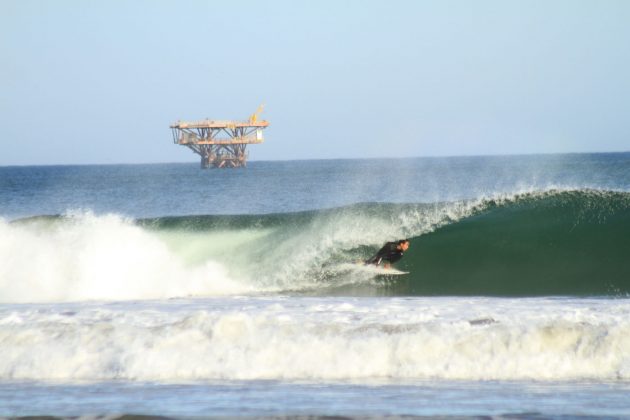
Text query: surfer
364 239 410 269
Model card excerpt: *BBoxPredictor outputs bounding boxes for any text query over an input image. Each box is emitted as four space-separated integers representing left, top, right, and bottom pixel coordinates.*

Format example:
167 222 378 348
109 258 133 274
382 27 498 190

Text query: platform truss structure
170 119 269 168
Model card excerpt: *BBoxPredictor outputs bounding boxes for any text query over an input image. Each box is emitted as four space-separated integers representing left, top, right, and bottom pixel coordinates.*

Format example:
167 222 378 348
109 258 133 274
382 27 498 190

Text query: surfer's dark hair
398 239 410 244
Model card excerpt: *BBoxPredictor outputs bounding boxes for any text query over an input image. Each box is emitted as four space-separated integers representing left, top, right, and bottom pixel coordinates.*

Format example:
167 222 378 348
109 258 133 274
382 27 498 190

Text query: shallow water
2 379 630 418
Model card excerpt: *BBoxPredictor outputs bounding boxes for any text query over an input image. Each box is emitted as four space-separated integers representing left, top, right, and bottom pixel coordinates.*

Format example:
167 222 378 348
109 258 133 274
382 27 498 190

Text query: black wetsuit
365 242 404 266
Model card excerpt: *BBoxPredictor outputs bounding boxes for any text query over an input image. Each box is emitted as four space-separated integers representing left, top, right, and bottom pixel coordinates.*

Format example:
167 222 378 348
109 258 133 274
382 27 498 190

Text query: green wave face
137 190 630 297
6 189 629 301
394 190 630 296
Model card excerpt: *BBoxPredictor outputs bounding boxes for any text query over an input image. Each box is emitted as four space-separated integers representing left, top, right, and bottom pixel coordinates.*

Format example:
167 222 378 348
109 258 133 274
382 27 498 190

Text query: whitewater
1 153 630 418
2 297 630 382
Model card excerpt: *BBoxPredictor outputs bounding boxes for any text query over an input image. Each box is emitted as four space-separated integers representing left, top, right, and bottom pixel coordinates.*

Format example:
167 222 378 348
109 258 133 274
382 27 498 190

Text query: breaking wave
1 297 630 381
1 188 629 302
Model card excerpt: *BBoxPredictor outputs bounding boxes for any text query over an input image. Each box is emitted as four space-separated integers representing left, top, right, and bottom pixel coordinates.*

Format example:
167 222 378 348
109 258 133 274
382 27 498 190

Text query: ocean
1 153 629 418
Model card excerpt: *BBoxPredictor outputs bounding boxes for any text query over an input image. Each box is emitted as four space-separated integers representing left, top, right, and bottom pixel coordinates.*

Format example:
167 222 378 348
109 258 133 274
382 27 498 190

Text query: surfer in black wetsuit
364 239 410 269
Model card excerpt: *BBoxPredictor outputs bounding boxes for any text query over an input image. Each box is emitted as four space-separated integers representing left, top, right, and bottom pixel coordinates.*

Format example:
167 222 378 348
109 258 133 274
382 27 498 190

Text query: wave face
398 189 630 296
1 189 629 302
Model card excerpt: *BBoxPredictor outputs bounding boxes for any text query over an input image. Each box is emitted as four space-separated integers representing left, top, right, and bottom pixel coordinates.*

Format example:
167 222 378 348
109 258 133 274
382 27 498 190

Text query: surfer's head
398 239 410 251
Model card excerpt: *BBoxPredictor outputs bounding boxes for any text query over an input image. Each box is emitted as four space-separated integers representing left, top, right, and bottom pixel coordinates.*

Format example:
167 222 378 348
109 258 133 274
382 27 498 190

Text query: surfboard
335 263 409 276
367 266 409 276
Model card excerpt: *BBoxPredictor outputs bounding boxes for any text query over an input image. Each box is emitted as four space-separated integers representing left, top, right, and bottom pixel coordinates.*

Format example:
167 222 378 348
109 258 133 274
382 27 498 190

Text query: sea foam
0 297 629 381
0 212 250 303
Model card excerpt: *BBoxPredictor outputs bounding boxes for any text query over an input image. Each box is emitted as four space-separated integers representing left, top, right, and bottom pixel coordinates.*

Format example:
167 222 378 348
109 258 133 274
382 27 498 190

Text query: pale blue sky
1 0 629 165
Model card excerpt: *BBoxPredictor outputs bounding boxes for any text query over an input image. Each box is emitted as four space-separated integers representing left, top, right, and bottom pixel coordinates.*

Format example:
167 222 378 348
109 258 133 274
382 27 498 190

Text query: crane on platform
249 104 265 124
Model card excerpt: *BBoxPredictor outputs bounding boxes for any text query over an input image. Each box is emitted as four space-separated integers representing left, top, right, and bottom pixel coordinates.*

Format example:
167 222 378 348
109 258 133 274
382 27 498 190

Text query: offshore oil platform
170 105 269 168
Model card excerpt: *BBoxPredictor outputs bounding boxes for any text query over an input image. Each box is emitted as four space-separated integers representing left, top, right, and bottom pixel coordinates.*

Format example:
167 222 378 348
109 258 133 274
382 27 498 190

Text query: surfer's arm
376 242 396 257
365 242 397 265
